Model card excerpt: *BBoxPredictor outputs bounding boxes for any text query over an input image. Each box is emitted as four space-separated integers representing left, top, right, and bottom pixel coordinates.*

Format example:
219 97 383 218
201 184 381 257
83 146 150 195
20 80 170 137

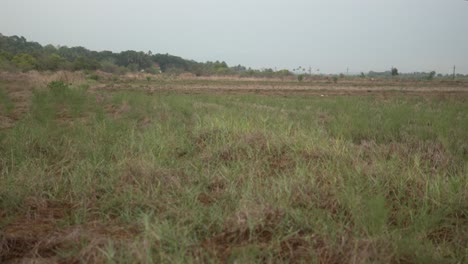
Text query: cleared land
1 72 467 263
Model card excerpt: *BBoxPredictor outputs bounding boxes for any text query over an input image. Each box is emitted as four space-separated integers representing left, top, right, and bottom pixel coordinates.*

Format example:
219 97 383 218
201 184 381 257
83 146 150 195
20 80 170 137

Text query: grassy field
0 76 467 263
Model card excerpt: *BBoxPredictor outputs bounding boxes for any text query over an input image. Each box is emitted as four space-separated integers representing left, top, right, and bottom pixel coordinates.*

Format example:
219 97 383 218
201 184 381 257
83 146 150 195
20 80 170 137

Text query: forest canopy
0 33 291 78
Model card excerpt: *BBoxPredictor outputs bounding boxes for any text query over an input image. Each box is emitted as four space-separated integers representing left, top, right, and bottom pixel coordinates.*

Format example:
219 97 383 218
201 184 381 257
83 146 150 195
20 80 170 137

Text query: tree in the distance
11 53 37 71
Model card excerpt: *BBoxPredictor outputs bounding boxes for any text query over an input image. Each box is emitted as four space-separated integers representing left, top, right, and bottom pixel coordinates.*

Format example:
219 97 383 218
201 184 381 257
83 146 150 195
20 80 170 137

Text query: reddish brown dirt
0 198 139 263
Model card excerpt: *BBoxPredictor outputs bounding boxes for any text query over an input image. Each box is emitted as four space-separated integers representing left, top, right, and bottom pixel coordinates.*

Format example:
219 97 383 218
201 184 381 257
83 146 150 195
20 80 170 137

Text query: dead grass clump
280 233 396 264
18 71 87 87
242 132 268 150
137 116 152 129
418 142 453 172
178 72 196 79
278 235 313 263
192 129 225 150
91 70 114 81
317 111 331 126
104 101 131 118
385 140 455 173
195 207 284 262
195 131 268 155
212 132 268 164
49 71 87 86
0 199 67 262
0 116 14 129
1 199 76 244
1 224 138 263
353 139 455 175
197 179 227 205
290 182 342 215
301 148 334 163
0 236 47 263
203 132 300 174
331 236 394 264
425 204 467 249
121 160 188 191
195 218 395 264
268 147 296 173
1 196 139 263
23 198 75 222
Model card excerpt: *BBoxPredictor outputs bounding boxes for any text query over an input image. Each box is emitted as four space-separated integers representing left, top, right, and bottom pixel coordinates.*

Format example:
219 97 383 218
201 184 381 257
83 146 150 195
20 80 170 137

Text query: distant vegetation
0 33 293 78
2 33 465 81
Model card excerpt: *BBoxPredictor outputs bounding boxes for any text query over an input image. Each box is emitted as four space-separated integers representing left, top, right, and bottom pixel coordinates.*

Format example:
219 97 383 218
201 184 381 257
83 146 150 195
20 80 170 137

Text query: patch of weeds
31 81 90 122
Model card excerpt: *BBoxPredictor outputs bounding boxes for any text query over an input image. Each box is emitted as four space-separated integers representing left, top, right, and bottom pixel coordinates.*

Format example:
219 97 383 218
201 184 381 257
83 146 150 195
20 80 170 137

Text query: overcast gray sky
1 0 467 74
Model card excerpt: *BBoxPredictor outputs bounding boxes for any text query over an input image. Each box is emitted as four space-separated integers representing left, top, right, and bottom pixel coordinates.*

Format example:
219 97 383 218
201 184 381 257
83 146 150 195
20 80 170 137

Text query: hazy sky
1 0 467 74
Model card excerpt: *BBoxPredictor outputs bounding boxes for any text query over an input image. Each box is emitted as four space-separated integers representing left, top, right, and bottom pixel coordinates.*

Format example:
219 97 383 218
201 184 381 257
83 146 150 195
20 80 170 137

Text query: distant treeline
366 71 466 80
1 33 465 80
0 33 293 78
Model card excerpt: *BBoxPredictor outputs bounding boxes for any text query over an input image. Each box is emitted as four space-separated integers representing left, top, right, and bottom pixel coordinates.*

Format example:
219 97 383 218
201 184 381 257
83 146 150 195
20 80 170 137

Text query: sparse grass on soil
0 75 467 263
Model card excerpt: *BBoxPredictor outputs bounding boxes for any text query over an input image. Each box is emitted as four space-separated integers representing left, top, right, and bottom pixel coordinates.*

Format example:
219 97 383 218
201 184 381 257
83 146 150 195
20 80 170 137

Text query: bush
88 73 100 81
276 69 292 78
100 60 120 74
145 66 160 75
72 57 100 71
0 56 17 72
11 53 37 72
427 71 436 81
48 80 69 96
41 54 66 71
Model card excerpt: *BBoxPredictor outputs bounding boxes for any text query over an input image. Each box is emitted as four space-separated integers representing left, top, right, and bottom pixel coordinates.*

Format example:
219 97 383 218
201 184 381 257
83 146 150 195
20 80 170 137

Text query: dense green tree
117 50 152 69
0 53 15 71
277 69 292 78
1 33 286 77
11 53 37 71
126 63 140 72
40 53 67 71
100 59 120 73
72 56 99 71
43 44 57 54
152 53 189 72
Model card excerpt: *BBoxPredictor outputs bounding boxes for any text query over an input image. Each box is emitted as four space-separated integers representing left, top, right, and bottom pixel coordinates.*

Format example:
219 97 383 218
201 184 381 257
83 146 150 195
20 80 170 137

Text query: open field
1 72 467 263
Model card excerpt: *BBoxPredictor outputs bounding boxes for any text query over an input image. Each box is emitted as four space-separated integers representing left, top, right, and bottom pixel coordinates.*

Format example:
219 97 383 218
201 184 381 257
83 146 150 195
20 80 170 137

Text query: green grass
0 82 467 263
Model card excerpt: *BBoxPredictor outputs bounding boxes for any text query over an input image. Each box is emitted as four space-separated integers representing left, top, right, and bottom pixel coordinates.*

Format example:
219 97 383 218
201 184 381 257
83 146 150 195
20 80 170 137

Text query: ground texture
1 72 467 263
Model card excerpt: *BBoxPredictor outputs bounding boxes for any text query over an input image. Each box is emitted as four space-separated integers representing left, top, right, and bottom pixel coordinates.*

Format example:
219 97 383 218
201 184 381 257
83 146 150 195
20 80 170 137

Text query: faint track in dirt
97 83 468 97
